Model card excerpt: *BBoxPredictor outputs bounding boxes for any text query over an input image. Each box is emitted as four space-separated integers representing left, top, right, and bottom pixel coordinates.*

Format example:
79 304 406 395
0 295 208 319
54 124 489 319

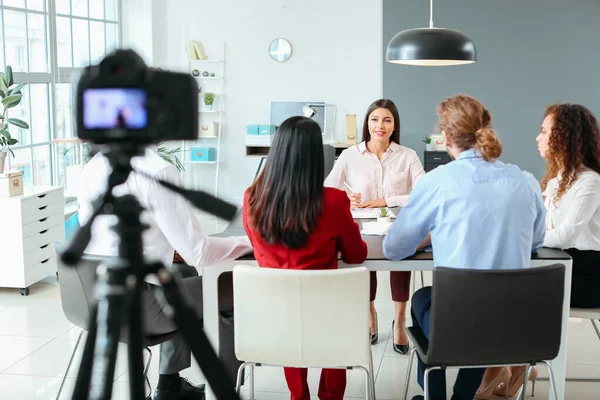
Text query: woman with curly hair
537 103 600 308
476 104 600 399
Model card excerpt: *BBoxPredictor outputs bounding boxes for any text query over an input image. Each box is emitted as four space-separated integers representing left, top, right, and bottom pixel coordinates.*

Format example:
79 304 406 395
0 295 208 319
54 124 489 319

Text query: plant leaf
1 94 22 109
8 138 18 145
0 73 7 93
1 130 11 140
7 118 29 129
4 66 13 87
8 83 26 96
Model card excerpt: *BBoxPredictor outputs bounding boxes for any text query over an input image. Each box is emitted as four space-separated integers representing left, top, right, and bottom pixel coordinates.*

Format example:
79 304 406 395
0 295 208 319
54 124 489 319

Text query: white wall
122 0 383 204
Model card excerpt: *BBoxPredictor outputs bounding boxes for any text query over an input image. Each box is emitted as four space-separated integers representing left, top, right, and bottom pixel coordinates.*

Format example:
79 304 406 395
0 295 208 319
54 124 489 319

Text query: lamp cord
429 0 434 28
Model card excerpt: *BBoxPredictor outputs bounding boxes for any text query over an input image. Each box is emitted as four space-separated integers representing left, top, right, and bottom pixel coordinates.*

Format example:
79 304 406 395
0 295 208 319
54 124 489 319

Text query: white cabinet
0 186 65 295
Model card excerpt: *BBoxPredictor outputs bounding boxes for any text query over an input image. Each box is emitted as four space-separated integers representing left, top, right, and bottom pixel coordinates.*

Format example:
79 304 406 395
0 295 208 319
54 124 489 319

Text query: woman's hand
359 198 387 208
348 192 363 208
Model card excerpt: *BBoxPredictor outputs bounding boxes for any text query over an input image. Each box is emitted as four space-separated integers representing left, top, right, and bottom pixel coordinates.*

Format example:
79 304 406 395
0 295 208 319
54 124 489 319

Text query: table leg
202 265 223 400
549 258 572 400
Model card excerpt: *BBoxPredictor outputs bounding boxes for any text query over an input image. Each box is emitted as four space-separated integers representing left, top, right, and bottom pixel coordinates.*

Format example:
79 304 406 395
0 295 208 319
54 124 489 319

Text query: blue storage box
258 124 276 135
246 124 260 135
190 147 216 161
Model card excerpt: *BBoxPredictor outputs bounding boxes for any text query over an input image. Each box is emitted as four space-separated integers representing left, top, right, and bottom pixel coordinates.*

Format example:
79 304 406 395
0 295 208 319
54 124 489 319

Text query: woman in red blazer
243 116 368 400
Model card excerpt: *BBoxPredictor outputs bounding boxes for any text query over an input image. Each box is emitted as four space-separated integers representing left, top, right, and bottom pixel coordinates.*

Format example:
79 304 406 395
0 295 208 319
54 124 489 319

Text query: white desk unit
203 216 573 400
0 186 65 295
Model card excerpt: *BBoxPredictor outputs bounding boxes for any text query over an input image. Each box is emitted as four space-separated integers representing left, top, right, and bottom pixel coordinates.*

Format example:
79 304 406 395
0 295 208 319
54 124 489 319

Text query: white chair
232 265 376 400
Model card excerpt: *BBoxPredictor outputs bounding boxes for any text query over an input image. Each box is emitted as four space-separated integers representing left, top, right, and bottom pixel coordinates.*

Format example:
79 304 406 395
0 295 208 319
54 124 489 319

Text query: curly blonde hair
541 104 600 202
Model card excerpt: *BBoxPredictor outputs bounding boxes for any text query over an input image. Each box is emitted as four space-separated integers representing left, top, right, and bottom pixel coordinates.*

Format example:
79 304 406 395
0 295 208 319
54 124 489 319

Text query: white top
543 169 600 250
324 141 425 207
78 148 253 275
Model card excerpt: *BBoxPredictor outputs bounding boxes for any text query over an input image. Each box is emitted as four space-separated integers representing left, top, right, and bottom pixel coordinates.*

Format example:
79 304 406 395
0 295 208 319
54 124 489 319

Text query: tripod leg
71 305 98 400
87 266 129 400
127 281 146 400
157 269 240 400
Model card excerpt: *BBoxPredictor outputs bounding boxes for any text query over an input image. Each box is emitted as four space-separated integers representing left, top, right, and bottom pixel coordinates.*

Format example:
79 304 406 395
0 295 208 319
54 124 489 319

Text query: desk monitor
270 101 326 133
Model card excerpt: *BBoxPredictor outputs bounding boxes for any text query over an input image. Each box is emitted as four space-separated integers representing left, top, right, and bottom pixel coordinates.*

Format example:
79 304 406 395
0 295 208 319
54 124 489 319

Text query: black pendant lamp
386 0 476 66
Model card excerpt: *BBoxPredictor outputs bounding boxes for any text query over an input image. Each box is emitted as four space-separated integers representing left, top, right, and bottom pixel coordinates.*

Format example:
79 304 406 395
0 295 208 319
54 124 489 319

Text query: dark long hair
361 99 401 144
541 104 600 202
247 116 324 248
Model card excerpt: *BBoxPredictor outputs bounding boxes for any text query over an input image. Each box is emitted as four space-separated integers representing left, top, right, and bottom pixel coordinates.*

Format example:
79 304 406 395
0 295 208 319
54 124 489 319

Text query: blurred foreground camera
76 49 198 145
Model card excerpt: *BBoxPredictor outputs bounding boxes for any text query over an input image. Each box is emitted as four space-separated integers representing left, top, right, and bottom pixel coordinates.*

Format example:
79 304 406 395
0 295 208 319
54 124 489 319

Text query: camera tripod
61 147 241 400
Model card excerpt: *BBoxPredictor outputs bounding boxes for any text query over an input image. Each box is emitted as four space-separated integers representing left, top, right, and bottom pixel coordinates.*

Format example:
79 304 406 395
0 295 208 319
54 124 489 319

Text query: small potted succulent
204 92 215 111
377 207 391 223
423 136 434 151
0 65 27 174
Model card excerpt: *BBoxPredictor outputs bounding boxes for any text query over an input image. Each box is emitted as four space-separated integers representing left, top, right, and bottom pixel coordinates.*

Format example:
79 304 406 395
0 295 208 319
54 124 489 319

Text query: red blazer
243 187 368 270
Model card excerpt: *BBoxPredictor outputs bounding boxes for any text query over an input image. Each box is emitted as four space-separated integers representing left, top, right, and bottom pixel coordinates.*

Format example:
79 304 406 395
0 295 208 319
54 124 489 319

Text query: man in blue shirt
383 94 546 400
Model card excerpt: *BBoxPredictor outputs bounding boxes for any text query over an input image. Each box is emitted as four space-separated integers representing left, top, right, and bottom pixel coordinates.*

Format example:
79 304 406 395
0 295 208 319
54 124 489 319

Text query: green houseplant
63 142 185 172
377 207 391 223
204 92 215 111
423 136 434 151
0 66 28 173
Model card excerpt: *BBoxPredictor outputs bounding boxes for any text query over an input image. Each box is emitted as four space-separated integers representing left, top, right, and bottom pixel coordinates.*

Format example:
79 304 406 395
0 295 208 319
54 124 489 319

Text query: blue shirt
383 149 546 269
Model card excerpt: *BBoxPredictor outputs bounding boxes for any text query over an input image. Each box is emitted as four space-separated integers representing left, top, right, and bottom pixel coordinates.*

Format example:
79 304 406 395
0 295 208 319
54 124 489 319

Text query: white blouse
324 141 425 207
543 169 600 250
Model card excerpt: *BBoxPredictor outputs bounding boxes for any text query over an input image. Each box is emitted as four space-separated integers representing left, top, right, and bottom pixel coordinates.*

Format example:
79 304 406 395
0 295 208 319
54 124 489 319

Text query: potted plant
423 136 434 151
62 142 185 172
377 207 391 223
0 66 28 173
204 92 215 111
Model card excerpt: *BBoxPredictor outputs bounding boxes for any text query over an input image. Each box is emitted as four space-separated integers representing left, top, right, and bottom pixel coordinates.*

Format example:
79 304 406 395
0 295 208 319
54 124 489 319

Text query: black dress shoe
370 311 378 344
371 332 378 344
154 379 205 400
411 396 424 400
392 320 409 354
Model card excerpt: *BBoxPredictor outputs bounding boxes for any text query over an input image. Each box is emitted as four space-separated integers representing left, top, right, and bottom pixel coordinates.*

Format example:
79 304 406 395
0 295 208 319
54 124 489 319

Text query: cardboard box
0 170 24 197
200 122 219 137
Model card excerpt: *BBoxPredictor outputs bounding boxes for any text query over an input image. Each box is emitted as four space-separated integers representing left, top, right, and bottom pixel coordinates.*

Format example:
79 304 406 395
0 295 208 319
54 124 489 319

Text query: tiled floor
1 218 599 399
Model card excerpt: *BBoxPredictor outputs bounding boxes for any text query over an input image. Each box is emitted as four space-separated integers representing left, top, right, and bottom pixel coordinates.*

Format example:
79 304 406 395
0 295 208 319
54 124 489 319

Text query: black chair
56 252 176 400
402 264 565 400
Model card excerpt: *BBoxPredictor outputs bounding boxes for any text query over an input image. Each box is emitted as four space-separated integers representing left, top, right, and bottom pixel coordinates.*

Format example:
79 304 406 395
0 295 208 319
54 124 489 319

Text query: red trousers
370 271 411 302
284 367 346 400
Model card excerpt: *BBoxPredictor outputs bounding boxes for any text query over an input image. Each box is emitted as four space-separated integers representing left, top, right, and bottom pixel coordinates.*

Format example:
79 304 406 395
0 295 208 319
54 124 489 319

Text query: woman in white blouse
324 99 425 353
536 103 600 308
479 104 600 400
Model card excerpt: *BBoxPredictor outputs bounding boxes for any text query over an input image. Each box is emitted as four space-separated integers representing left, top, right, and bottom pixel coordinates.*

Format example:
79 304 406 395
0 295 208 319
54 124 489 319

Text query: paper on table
360 221 393 235
351 207 396 219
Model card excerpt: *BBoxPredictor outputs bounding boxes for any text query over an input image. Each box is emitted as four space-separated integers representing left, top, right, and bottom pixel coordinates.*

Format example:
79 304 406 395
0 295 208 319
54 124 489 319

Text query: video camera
76 49 198 144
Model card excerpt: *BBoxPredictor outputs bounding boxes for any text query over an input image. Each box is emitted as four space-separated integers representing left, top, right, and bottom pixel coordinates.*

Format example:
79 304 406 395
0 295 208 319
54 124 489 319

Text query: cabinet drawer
22 201 64 225
22 225 64 253
21 189 63 211
424 152 451 164
24 256 57 287
24 244 56 269
22 214 64 239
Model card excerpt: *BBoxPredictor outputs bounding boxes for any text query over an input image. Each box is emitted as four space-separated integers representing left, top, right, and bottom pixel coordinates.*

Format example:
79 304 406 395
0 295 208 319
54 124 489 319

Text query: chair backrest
56 244 112 329
233 265 370 368
427 264 565 366
323 144 335 179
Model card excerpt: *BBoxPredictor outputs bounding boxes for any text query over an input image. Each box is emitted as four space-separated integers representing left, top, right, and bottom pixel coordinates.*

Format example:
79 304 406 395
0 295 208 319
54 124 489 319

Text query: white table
203 221 572 400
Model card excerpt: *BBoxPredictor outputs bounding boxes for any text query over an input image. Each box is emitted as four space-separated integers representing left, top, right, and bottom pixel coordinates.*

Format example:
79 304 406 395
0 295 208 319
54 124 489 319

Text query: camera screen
83 88 148 129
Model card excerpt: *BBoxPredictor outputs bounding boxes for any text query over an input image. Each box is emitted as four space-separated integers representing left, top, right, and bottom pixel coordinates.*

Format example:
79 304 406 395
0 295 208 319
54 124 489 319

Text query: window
0 0 120 186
